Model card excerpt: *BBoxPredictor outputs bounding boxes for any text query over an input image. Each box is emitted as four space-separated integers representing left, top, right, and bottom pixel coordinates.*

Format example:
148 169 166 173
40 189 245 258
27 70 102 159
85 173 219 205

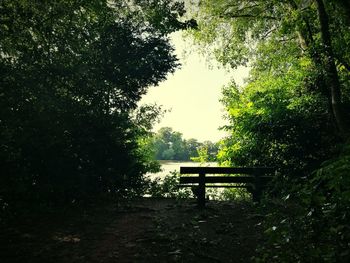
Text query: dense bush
145 171 250 201
146 171 193 199
0 0 189 208
256 144 350 262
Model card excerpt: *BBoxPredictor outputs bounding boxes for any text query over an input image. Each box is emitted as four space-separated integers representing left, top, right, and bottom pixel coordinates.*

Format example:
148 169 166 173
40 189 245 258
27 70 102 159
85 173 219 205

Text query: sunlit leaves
189 0 350 261
218 65 337 176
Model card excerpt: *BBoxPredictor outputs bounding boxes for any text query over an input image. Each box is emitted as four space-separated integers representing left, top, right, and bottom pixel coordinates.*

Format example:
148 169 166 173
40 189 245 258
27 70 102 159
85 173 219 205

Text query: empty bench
179 167 275 207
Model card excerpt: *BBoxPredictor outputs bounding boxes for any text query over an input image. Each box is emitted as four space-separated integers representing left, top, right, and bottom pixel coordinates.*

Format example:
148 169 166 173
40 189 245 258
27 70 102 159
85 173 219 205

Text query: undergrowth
145 170 251 201
256 144 350 262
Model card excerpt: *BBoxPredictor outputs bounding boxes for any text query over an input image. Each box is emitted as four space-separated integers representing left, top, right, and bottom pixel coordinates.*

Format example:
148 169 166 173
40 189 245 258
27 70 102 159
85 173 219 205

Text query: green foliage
133 105 164 174
191 140 218 163
152 127 185 160
145 171 247 201
185 138 201 160
0 0 186 206
146 171 193 199
218 67 339 179
189 0 350 261
190 146 209 163
219 188 250 201
150 127 219 161
190 0 350 134
256 144 350 262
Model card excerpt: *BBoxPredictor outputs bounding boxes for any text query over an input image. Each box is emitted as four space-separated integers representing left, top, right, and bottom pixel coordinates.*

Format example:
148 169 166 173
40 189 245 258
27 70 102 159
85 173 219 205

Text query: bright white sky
139 32 249 142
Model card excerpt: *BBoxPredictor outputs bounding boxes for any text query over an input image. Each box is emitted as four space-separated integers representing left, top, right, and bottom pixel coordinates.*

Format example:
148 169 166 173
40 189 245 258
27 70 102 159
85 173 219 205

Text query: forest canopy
186 0 350 177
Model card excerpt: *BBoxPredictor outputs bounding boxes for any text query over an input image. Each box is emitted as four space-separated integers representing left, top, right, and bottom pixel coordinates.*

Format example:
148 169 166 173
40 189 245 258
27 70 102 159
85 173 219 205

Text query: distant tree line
150 127 218 161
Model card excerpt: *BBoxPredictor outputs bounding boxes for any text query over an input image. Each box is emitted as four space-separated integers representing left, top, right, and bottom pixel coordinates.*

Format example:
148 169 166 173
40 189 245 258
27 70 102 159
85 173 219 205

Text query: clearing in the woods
1 198 265 263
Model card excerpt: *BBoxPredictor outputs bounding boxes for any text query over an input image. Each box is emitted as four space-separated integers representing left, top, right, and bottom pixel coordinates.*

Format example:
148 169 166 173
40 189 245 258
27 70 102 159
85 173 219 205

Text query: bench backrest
180 166 275 175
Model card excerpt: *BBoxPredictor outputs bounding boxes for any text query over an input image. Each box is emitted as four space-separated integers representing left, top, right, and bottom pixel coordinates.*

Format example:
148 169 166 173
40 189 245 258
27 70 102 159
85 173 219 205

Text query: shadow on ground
1 198 265 263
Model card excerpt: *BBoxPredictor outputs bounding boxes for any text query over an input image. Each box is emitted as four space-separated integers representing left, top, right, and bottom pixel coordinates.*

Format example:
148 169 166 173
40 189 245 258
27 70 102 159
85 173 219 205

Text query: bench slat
178 184 249 188
179 176 272 184
180 166 274 175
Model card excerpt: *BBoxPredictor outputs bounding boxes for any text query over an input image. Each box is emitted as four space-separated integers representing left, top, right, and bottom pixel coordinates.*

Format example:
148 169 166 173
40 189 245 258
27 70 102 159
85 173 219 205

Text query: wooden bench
179 167 275 207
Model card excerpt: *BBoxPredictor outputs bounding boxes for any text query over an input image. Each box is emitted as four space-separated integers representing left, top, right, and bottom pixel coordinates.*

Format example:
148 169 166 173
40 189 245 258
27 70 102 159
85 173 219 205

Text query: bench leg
252 174 262 202
198 172 206 208
252 190 261 202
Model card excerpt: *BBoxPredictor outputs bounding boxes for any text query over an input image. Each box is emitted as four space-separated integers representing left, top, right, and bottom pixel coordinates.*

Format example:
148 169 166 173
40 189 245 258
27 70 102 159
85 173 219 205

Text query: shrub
256 144 350 262
146 171 193 199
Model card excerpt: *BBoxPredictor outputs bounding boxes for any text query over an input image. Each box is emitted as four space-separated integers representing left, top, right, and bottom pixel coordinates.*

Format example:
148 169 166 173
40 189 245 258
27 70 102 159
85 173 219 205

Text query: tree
152 127 186 160
190 0 350 140
0 0 188 204
150 127 218 161
184 138 201 160
186 0 350 173
187 1 350 260
202 141 219 161
218 69 338 177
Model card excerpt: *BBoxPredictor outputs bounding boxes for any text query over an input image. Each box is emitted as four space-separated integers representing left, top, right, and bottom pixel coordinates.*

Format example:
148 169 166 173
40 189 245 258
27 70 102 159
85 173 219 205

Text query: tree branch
335 55 350 72
220 13 277 20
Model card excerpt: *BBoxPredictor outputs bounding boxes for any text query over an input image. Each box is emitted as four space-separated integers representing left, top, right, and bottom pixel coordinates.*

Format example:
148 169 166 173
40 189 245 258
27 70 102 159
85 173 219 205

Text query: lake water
147 161 217 180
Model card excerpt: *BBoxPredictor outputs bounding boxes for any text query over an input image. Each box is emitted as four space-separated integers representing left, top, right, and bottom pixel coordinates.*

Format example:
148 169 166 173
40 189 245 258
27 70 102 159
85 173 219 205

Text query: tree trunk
287 0 335 126
315 0 349 140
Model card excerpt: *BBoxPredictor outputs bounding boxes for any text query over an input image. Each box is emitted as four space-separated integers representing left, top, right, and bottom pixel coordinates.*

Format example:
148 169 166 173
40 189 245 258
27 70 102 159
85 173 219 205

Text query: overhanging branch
220 13 277 20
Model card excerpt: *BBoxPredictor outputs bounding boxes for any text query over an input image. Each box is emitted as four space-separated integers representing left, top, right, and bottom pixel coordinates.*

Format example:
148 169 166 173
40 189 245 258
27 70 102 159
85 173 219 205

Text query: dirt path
1 198 265 262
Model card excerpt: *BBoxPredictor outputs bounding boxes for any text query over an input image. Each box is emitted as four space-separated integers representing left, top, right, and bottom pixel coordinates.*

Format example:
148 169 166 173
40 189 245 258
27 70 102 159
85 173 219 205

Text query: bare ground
0 198 265 263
